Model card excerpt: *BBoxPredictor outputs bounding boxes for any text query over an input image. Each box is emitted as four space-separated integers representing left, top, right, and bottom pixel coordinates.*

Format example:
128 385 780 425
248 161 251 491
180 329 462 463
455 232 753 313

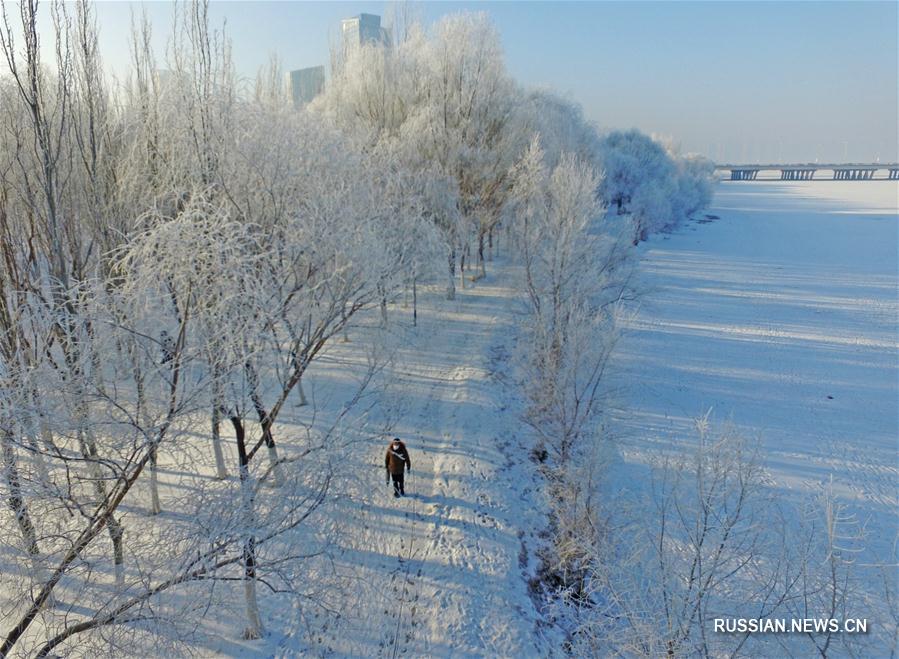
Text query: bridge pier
833 168 876 180
781 168 816 180
731 168 759 180
889 168 899 180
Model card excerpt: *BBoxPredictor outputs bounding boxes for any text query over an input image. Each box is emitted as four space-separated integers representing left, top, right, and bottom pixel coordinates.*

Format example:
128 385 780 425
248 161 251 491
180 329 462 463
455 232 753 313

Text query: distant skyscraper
289 66 324 108
341 13 390 53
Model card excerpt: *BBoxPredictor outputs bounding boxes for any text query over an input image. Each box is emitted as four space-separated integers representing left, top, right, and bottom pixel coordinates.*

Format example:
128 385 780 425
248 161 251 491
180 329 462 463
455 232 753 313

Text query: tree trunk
265 443 282 486
211 367 229 478
245 362 283 488
2 431 40 556
88 322 105 394
211 410 228 479
21 413 50 492
460 246 467 289
488 227 494 261
243 556 263 638
231 416 265 639
412 278 418 327
242 535 264 639
478 232 487 278
29 383 58 459
257 425 282 488
140 357 161 514
109 516 125 586
296 376 308 406
37 410 57 455
148 447 161 515
78 427 125 585
447 248 456 300
378 283 388 328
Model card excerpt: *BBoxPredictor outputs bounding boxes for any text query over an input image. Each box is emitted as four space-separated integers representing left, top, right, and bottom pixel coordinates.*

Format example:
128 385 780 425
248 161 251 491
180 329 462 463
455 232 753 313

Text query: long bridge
716 163 899 181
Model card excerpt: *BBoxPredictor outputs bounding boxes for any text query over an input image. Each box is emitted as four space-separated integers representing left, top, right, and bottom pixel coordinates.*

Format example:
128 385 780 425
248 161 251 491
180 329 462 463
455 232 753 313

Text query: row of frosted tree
0 1 715 654
505 113 891 659
508 140 891 657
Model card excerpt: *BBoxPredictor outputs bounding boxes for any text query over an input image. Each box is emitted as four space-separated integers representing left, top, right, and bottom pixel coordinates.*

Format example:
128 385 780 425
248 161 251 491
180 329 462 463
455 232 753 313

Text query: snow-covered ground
201 264 551 657
21 180 893 656
257 179 897 656
608 180 898 624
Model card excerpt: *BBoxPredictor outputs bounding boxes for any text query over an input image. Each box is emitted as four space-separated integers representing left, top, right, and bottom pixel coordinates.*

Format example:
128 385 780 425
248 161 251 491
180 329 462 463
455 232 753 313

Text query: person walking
385 437 411 498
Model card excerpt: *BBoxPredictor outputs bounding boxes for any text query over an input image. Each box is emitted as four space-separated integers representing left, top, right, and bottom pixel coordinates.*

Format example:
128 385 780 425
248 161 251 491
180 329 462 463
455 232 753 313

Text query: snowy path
608 180 898 563
375 271 542 657
272 261 545 657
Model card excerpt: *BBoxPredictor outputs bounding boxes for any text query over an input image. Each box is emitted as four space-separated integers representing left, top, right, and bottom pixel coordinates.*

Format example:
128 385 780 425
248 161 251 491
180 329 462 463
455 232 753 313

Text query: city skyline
26 1 899 164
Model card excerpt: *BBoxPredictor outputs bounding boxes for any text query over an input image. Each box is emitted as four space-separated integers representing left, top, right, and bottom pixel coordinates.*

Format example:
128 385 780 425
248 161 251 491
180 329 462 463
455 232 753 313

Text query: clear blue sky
34 1 899 163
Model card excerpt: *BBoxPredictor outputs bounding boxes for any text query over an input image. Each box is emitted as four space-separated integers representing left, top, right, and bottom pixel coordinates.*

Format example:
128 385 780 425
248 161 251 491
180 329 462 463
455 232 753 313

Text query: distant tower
289 65 325 108
341 13 391 53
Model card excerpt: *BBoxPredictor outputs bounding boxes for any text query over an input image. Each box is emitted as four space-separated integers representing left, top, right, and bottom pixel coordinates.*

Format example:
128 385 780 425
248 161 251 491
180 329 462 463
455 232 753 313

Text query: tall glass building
340 13 390 52
289 66 325 108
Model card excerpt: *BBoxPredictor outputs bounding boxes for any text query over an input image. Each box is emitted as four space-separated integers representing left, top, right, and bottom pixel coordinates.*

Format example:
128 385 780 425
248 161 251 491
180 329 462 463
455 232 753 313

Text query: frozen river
611 179 898 570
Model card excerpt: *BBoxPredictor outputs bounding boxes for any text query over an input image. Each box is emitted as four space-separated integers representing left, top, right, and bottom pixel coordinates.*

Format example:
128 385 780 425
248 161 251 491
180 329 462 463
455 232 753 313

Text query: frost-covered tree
313 12 525 298
406 13 524 283
598 129 677 241
509 137 633 602
598 129 716 243
0 2 725 653
0 275 195 656
673 153 716 219
0 0 138 584
510 139 631 445
558 418 878 658
0 1 428 650
519 90 602 171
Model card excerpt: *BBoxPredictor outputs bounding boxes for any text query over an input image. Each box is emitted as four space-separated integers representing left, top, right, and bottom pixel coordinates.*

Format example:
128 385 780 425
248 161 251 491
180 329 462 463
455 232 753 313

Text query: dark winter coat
385 440 411 476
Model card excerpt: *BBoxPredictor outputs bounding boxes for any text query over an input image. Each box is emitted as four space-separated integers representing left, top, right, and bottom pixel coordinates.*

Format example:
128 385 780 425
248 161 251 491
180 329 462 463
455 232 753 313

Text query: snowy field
608 180 898 636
